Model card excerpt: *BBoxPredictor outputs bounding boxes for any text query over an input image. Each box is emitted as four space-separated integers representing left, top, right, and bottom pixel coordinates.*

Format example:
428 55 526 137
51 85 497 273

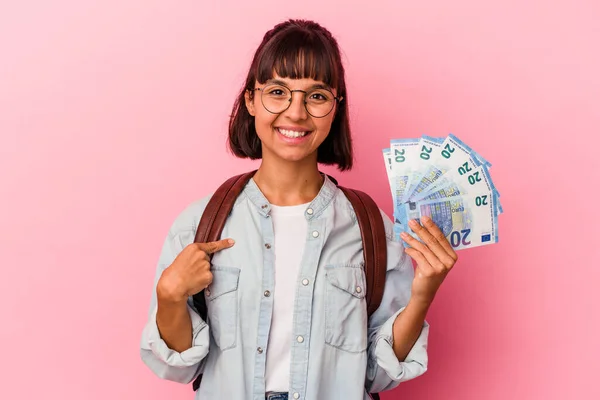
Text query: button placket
256 201 275 386
289 219 324 400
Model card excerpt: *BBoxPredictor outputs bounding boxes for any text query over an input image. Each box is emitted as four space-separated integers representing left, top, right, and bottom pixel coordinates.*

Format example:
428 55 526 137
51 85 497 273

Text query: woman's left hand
400 216 458 305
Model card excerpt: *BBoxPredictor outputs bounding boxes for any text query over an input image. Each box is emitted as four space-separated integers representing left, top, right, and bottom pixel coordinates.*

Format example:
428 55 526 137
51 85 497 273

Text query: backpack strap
194 170 258 245
337 187 387 317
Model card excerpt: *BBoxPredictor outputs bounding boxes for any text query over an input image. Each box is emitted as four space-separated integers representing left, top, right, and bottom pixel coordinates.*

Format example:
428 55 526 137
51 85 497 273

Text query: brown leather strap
194 170 257 244
338 187 387 316
354 189 387 317
192 170 256 324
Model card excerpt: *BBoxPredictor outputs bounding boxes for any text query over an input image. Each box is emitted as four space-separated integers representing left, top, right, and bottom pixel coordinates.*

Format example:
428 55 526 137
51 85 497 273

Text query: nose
284 90 308 121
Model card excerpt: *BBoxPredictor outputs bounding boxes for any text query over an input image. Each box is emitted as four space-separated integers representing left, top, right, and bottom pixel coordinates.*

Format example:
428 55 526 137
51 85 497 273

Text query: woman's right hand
156 239 235 303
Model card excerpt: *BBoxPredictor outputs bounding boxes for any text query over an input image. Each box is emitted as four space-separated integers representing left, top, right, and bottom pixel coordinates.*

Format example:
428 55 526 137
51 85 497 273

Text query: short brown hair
227 19 353 171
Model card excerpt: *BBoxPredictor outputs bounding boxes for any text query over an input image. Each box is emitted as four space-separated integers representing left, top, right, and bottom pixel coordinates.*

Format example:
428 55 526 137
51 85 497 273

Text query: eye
264 85 289 97
308 90 332 103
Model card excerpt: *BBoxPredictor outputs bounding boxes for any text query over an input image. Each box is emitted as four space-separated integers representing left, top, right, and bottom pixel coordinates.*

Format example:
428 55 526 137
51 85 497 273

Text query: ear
244 90 256 117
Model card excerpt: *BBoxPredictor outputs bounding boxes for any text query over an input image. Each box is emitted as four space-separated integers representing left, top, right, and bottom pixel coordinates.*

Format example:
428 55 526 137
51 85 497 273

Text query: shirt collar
243 172 338 219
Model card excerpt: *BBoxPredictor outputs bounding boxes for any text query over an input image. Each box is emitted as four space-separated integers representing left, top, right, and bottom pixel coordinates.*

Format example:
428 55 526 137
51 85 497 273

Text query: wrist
407 296 433 313
156 278 188 304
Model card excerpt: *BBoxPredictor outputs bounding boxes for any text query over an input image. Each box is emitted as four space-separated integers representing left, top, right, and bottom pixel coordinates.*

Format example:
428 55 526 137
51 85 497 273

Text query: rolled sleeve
140 302 210 383
143 303 210 367
367 308 429 392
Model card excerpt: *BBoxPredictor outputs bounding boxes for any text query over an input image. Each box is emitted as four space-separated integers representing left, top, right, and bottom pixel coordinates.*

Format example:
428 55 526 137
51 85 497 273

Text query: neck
253 158 324 206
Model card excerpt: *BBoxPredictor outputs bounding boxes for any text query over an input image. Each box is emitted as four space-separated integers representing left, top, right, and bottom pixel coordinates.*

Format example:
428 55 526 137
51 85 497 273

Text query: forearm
141 224 216 383
156 295 193 353
391 299 430 361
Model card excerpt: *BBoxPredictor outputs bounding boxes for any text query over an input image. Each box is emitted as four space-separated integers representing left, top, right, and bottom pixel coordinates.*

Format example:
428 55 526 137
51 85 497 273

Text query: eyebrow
266 79 332 91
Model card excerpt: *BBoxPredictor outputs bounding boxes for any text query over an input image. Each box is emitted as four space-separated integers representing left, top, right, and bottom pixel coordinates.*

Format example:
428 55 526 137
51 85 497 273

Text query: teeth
278 128 308 138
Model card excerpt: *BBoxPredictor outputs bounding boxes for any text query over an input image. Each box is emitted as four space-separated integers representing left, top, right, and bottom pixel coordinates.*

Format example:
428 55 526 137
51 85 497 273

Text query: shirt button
356 286 362 293
297 336 304 343
257 347 263 354
261 204 268 209
293 393 300 399
312 230 319 238
302 279 309 286
264 290 271 297
205 288 211 297
306 208 314 215
265 243 271 249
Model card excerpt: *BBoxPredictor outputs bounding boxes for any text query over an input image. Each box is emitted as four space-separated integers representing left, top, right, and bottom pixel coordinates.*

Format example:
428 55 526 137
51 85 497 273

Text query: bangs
255 29 339 90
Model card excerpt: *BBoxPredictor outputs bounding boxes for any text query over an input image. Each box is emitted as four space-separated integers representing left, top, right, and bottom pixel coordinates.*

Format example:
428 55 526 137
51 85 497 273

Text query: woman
140 19 457 400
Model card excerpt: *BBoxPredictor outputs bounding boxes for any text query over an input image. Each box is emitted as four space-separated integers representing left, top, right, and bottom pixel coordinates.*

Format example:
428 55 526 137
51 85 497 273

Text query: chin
270 149 317 164
278 153 312 163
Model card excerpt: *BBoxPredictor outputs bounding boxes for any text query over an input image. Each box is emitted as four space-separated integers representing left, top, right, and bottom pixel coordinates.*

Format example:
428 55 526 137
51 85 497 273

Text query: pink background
1 1 598 399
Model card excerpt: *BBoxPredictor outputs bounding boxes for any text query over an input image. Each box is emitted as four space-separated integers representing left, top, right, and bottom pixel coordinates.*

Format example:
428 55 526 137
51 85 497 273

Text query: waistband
265 393 288 400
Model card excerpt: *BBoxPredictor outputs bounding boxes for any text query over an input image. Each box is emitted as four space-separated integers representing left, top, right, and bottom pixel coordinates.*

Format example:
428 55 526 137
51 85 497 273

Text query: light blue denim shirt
140 175 429 400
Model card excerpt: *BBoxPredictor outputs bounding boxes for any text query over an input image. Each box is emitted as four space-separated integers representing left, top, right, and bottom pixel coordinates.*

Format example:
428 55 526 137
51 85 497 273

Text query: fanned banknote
389 138 421 230
396 191 499 250
384 134 502 250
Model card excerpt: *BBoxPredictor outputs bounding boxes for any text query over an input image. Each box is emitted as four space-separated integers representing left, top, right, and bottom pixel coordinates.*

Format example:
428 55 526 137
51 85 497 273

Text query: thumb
198 238 235 255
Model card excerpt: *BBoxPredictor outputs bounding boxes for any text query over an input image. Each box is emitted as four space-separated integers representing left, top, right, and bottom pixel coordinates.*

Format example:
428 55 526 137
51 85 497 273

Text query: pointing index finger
199 238 235 255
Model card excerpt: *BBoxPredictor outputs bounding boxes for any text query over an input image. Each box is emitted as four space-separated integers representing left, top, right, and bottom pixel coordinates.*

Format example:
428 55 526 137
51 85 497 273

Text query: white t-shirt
265 202 309 392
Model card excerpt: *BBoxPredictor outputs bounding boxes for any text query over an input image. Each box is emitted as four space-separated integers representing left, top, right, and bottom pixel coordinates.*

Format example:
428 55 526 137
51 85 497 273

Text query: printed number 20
420 145 433 160
468 172 482 185
475 195 488 206
450 229 471 247
442 144 455 159
395 148 406 162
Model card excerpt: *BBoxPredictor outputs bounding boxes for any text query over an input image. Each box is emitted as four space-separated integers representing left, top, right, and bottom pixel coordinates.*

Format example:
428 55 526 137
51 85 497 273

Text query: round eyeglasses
251 83 342 118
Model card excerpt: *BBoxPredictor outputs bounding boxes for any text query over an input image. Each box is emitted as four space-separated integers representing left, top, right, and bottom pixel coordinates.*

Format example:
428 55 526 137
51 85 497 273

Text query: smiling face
228 20 354 171
244 75 340 165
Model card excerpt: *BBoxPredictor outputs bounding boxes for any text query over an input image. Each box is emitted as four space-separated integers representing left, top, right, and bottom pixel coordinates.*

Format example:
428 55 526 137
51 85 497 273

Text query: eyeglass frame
248 83 344 118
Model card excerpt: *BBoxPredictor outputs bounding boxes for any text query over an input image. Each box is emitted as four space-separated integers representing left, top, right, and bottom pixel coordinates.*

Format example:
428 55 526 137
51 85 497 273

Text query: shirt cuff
373 307 430 382
143 304 210 367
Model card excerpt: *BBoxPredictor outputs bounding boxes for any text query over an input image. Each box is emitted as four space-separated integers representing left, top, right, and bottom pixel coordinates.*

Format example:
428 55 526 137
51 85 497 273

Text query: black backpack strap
191 170 256 391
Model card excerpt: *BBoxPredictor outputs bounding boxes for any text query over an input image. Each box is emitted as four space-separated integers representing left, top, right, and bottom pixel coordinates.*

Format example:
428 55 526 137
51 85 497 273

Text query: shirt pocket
205 266 240 351
324 264 368 353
